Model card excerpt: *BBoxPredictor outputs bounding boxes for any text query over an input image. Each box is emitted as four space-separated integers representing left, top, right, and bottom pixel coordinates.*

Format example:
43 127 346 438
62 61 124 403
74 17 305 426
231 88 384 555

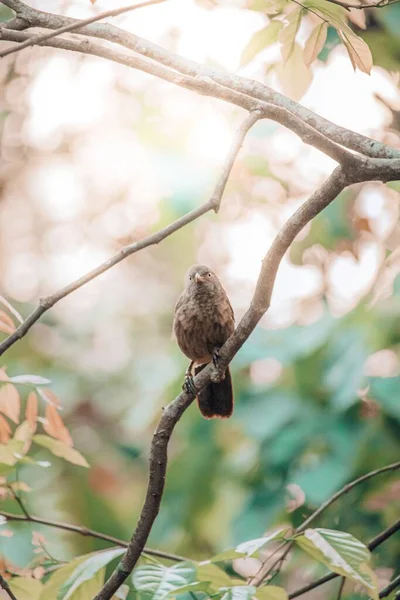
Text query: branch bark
2 0 400 159
0 0 165 58
0 509 186 562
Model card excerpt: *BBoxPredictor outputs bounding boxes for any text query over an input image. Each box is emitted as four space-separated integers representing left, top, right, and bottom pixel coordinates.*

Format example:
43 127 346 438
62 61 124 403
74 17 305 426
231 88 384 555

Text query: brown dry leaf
0 311 15 335
37 387 61 407
43 404 73 447
26 392 38 433
348 8 367 29
303 23 328 67
279 7 304 62
339 30 372 74
0 384 20 424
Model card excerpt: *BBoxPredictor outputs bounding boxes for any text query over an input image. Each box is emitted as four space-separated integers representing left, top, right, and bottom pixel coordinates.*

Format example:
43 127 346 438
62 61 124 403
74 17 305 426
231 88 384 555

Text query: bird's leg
212 346 221 369
183 361 197 395
211 346 225 382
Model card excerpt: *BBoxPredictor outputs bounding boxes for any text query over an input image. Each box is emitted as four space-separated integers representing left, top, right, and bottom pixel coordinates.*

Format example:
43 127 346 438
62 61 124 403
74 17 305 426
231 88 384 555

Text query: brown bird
173 264 235 419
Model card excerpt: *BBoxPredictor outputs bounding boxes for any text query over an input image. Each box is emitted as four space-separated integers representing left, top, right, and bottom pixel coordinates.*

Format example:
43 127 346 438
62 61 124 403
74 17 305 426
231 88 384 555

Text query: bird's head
185 264 221 293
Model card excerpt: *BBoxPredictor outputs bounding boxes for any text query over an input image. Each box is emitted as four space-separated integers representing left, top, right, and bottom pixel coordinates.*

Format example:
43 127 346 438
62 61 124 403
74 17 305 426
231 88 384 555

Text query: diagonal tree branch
2 0 400 159
379 573 400 598
297 461 400 533
0 110 260 357
0 575 18 600
0 28 355 166
94 168 352 600
252 461 400 586
0 509 187 562
0 0 165 58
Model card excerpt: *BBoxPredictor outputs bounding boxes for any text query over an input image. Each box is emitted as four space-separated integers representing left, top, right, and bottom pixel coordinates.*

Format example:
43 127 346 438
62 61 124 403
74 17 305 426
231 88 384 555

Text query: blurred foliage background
0 0 399 597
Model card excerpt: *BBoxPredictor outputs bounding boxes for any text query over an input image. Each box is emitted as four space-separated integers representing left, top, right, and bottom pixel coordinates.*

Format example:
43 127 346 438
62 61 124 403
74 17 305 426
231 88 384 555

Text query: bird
173 264 235 419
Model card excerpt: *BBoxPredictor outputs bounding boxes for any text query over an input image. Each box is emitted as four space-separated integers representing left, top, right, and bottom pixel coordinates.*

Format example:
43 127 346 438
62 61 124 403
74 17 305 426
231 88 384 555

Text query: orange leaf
0 311 15 335
0 384 20 424
0 415 11 444
26 392 38 433
43 404 73 447
303 23 328 67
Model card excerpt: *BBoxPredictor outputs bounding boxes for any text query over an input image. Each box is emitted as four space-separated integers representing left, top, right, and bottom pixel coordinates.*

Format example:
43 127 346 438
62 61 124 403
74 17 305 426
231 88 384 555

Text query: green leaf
167 581 212 597
236 528 287 557
240 21 283 66
369 376 400 421
132 562 196 600
220 586 256 600
295 528 378 599
303 23 328 66
197 563 232 589
256 587 288 600
9 577 43 600
0 439 24 466
279 8 304 61
41 556 93 599
33 435 89 467
112 585 130 599
60 548 125 599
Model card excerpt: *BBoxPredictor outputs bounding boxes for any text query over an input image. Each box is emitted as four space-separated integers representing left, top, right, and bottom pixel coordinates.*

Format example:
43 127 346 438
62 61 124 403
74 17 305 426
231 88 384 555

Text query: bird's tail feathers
194 364 233 419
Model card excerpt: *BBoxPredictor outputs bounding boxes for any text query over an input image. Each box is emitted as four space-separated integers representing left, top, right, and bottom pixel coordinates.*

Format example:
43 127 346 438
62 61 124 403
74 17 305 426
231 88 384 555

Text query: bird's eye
189 275 192 280
207 273 212 277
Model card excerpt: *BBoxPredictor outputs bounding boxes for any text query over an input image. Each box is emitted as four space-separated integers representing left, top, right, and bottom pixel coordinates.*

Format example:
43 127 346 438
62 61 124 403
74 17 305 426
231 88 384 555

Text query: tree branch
0 509 186 562
2 0 400 159
379 573 400 599
288 518 400 598
0 575 18 600
92 168 350 600
0 110 260 357
297 461 400 533
0 28 355 166
253 461 400 587
0 0 165 58
325 0 400 9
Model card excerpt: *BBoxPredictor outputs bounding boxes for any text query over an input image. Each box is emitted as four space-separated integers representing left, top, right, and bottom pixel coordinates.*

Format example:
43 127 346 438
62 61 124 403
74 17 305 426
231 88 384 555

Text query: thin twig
288 518 400 598
254 462 400 588
297 461 400 533
0 111 260 357
0 0 165 58
0 575 18 600
6 484 30 519
0 509 186 562
324 0 400 9
336 577 346 600
379 573 400 599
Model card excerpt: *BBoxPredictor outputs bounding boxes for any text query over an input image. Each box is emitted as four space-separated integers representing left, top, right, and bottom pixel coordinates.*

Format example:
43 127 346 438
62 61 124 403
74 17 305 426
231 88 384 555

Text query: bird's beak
194 272 205 284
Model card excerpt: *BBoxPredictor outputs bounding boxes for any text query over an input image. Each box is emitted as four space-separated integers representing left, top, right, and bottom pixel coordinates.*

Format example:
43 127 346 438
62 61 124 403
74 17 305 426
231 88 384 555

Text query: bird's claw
212 348 220 369
183 374 197 396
